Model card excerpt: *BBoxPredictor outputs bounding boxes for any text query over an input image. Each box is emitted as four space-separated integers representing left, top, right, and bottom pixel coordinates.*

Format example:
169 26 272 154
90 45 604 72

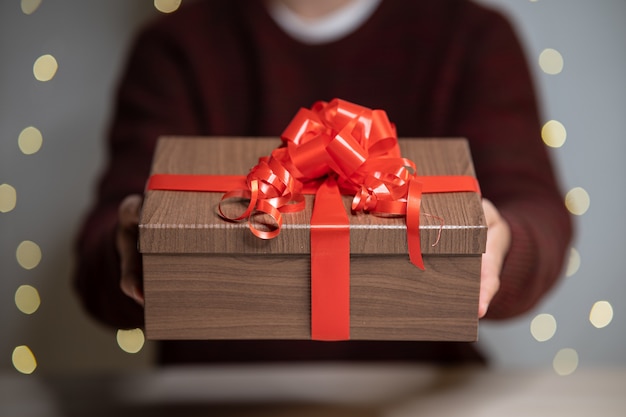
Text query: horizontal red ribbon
147 173 479 196
146 99 481 341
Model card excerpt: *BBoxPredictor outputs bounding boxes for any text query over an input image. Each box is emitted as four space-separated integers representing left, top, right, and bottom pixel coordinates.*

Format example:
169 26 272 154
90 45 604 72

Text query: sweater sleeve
73 22 203 329
449 8 573 319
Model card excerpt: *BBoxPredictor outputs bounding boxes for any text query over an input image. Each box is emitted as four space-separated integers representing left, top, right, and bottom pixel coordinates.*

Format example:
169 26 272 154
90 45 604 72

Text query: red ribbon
146 99 481 341
310 177 350 341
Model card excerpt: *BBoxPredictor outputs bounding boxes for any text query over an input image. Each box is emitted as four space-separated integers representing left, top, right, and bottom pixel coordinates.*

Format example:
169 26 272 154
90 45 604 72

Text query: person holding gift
74 0 572 364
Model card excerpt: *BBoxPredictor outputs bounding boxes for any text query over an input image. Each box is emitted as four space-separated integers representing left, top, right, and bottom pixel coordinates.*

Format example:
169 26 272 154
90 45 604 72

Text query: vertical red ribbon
310 178 351 341
406 179 425 270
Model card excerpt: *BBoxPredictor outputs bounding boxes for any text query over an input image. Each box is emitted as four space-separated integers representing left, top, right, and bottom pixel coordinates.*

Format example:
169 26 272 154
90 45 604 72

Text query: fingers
478 261 500 318
116 194 145 306
118 194 143 229
478 199 511 318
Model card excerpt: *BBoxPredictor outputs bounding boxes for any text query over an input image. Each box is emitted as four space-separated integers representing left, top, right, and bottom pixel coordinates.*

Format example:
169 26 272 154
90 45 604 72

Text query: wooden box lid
139 137 486 256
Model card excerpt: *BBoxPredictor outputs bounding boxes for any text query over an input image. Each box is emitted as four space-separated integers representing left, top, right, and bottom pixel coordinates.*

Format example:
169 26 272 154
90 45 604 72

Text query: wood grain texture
144 253 480 341
139 137 487 255
140 137 484 341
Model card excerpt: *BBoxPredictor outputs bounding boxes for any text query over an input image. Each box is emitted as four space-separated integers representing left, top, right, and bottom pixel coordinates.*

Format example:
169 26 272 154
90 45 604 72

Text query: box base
144 254 480 341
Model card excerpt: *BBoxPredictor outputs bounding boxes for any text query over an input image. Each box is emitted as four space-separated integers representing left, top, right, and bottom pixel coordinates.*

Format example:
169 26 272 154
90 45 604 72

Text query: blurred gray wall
1 0 624 374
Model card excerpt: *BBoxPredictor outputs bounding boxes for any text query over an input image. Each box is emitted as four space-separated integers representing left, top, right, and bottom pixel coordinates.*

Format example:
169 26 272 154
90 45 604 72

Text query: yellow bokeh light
0 183 17 213
589 300 613 329
565 187 590 216
530 313 557 342
553 348 578 376
539 48 564 75
21 0 42 15
541 120 567 148
18 126 43 155
16 240 42 270
12 345 37 374
15 285 41 315
154 0 182 13
117 328 145 354
33 54 58 82
565 247 581 277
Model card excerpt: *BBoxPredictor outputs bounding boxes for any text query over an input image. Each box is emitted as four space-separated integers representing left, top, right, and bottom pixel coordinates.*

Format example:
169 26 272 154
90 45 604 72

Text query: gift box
139 136 487 342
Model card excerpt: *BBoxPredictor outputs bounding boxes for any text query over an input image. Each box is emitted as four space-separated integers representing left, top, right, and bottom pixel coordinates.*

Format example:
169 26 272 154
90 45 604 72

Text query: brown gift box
139 137 486 341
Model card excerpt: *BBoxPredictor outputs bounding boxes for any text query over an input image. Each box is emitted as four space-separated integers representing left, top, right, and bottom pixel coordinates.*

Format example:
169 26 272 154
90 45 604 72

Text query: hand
116 194 145 306
478 199 511 318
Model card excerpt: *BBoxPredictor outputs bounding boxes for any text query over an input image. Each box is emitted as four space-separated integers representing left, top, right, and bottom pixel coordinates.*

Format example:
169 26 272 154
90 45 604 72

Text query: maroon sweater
74 0 572 364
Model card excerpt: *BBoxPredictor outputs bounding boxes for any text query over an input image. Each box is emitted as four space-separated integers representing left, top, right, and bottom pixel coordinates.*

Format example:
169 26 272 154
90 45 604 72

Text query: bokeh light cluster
528 0 613 376
5 0 166 374
6 0 48 374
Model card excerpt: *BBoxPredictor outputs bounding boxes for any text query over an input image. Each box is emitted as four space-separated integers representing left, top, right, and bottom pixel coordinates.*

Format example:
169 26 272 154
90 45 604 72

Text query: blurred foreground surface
2 363 624 417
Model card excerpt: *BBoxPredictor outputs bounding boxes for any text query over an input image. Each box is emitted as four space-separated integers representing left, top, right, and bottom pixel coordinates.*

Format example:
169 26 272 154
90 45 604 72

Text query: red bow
219 98 426 271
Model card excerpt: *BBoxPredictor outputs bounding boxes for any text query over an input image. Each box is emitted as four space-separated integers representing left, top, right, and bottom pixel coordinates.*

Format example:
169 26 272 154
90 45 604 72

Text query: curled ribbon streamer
219 98 425 269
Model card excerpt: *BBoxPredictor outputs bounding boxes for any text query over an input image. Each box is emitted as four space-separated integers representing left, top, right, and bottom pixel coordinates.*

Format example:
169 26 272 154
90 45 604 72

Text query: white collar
266 0 383 45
